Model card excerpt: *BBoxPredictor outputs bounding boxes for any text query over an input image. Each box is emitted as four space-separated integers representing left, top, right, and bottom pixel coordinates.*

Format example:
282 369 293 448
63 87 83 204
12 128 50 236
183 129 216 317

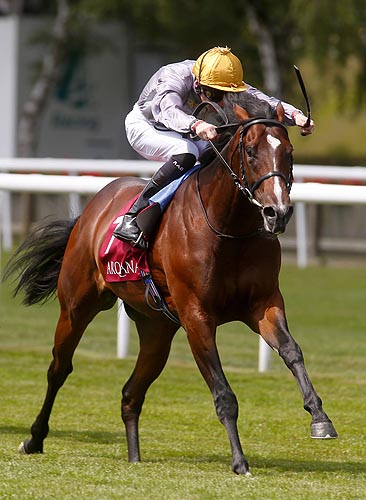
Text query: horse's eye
245 146 256 158
245 146 257 163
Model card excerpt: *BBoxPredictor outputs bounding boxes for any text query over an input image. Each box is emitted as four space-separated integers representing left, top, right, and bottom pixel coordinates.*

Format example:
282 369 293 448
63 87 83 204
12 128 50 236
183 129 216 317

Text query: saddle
99 196 181 324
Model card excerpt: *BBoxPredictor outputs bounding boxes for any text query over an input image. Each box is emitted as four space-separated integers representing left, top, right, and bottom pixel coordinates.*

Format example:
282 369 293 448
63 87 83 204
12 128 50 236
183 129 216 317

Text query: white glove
293 112 315 135
191 120 217 141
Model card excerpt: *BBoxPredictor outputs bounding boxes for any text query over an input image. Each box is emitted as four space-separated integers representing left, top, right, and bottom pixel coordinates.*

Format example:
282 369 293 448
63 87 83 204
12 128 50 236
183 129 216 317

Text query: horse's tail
3 217 79 306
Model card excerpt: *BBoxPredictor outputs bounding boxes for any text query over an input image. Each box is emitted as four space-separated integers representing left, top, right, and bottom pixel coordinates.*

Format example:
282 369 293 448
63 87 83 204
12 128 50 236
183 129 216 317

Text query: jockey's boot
113 153 196 249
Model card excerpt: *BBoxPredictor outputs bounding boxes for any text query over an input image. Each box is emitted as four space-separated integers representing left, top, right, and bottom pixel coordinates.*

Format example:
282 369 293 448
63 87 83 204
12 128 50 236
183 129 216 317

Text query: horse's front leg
255 299 338 439
184 316 250 475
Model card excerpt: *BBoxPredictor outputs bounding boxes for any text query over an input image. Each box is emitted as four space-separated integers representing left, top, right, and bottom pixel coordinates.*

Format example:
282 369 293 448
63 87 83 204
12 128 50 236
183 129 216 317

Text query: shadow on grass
134 451 366 476
248 454 366 475
0 425 122 445
3 425 365 476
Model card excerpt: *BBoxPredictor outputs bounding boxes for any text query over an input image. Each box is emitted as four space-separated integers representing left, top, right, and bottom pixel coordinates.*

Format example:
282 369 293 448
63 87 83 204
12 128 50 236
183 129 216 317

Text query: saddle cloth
100 163 201 283
100 196 149 283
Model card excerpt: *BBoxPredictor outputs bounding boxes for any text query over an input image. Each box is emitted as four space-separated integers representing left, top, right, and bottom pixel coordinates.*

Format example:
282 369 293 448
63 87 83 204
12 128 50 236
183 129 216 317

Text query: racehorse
4 102 337 475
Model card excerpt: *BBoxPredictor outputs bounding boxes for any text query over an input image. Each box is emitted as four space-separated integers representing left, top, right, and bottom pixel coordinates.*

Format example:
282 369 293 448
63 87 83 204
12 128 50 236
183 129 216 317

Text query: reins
196 167 262 239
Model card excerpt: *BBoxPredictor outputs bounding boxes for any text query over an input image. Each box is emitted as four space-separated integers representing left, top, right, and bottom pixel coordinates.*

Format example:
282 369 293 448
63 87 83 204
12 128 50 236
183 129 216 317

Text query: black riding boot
113 153 196 248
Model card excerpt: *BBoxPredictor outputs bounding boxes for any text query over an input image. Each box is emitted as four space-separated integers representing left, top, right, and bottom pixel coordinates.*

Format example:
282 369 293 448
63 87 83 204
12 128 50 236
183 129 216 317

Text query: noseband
213 118 294 208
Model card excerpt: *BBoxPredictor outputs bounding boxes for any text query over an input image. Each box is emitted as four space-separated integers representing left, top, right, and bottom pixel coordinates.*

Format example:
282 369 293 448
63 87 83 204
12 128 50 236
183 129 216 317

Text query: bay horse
4 103 337 475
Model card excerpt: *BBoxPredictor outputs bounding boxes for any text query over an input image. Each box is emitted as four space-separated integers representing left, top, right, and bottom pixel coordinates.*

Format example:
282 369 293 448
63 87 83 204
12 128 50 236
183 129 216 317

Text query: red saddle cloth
99 197 150 283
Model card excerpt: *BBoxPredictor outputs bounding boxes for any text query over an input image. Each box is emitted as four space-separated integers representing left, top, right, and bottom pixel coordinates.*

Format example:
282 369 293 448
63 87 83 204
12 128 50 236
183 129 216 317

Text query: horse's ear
233 103 250 121
276 102 285 123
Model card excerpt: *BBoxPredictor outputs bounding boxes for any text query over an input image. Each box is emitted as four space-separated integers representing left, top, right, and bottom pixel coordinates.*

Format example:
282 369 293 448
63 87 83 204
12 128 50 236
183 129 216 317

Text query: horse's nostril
263 206 276 219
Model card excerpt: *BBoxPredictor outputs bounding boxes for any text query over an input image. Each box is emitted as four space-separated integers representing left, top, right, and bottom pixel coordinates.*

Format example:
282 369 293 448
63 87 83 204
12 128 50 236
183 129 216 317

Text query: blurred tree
80 0 366 109
17 0 108 156
17 0 366 156
18 0 71 156
18 0 300 155
290 0 366 110
79 0 299 98
1 0 22 14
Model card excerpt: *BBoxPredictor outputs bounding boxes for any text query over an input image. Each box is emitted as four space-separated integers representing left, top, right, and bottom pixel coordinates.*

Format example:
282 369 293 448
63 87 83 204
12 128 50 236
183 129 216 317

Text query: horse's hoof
233 467 252 477
18 441 29 454
18 438 43 454
311 421 338 439
232 458 250 475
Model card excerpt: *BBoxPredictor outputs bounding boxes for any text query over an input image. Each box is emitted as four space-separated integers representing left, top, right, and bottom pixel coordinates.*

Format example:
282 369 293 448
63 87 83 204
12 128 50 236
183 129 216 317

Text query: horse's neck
198 151 261 236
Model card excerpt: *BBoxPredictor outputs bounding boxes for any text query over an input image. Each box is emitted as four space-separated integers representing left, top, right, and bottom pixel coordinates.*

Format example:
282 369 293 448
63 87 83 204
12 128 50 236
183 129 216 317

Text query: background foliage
80 0 366 103
7 0 366 161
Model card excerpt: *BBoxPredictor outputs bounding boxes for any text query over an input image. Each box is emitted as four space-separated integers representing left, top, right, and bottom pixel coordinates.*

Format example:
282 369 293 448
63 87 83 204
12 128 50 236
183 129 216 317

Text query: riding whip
293 65 311 135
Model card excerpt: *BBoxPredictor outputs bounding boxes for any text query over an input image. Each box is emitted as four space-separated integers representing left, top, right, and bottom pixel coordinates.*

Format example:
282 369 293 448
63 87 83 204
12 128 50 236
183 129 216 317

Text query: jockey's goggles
202 86 225 102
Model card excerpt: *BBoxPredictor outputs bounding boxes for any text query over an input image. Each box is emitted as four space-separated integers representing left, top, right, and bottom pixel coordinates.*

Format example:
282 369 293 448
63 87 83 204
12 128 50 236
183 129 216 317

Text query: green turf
1 254 366 499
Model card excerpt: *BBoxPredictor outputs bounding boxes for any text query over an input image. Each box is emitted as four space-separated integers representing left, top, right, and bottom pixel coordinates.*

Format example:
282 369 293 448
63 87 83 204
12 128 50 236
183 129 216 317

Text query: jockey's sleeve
138 61 198 134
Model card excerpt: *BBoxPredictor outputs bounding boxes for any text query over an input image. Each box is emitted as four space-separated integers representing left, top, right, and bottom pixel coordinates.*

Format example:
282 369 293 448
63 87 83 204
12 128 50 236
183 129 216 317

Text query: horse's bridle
212 118 294 209
196 118 294 239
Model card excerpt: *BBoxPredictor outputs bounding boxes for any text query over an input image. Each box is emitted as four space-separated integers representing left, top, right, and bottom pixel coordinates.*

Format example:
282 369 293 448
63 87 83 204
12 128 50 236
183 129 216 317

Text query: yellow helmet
193 46 247 92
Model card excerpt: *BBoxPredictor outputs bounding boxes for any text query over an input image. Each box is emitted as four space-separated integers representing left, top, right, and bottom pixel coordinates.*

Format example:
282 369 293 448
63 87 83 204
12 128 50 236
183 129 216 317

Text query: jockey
113 46 314 249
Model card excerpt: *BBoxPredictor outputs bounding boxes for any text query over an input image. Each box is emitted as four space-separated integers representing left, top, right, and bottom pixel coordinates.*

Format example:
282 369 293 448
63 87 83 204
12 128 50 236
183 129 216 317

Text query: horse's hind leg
121 311 178 462
20 279 116 454
255 299 338 439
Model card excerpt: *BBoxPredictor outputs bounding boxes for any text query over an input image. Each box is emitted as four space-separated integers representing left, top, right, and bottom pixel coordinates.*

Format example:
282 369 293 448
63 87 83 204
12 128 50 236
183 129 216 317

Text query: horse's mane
224 91 278 121
196 91 279 165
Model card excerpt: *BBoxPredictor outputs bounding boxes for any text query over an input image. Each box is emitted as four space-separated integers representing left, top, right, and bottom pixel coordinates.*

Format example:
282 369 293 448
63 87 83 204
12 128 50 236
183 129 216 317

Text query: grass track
1 258 366 499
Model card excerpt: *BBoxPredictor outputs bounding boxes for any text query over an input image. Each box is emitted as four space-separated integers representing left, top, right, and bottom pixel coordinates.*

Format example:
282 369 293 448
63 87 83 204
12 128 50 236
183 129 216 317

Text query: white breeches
125 104 210 164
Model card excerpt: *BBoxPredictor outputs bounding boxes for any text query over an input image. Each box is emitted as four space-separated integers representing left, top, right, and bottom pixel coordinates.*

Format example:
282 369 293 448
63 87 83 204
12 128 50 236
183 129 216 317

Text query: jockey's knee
171 153 196 170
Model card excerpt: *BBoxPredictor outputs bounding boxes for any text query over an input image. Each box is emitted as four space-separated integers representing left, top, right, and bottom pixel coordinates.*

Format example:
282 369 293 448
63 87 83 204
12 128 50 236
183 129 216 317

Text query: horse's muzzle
262 204 294 234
